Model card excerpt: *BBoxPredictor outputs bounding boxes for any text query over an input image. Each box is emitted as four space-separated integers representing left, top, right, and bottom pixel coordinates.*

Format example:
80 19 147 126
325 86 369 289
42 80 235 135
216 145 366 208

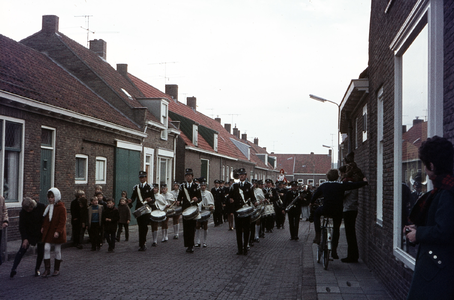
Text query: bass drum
150 210 167 222
236 206 254 218
182 206 199 220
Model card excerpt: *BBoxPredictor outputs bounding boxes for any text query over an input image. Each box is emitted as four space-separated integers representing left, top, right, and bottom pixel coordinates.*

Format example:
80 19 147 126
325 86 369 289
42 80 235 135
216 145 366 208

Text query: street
0 218 392 300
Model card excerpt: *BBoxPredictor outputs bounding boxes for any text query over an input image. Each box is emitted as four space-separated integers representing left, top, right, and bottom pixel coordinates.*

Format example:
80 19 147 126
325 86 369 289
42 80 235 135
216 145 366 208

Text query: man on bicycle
311 169 367 259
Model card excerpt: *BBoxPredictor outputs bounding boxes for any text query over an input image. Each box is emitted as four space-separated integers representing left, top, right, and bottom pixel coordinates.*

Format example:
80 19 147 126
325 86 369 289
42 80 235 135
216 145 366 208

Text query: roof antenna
75 15 94 47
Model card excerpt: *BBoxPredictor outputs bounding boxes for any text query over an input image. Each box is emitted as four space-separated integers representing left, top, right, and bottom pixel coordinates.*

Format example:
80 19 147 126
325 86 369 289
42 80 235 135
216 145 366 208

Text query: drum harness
136 184 155 209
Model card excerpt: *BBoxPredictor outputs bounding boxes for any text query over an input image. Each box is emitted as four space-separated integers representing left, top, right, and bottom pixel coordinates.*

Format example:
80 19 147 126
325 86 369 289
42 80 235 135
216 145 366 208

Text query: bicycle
316 215 333 270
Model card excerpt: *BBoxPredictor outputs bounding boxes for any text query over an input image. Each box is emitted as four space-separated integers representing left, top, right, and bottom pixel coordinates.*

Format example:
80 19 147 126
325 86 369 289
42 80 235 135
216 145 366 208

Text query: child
41 188 67 277
102 198 119 252
116 197 131 242
88 197 103 251
78 197 88 247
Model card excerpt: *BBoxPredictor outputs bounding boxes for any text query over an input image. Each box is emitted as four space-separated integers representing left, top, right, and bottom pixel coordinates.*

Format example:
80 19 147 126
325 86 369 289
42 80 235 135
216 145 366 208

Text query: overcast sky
1 0 371 163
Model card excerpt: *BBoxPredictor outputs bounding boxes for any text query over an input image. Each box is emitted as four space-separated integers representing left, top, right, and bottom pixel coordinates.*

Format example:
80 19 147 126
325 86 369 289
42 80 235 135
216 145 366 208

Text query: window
157 157 171 187
144 147 154 183
362 104 367 142
40 127 55 204
95 157 107 184
390 0 443 269
193 124 198 146
161 102 168 141
376 87 384 226
1 119 24 203
201 159 209 183
213 133 218 152
75 154 88 184
307 179 314 186
319 179 326 185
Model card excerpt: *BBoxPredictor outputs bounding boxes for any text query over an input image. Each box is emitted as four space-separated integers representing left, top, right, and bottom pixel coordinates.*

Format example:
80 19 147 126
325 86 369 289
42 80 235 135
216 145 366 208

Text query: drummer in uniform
169 181 181 239
229 168 257 255
177 168 202 253
129 171 155 251
195 181 214 248
275 181 287 229
211 180 225 226
252 180 265 243
262 179 278 235
284 181 303 240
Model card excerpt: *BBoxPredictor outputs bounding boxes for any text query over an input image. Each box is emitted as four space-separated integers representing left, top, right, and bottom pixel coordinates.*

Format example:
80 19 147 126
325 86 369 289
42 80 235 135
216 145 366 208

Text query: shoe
116 237 120 242
10 270 16 278
138 246 146 251
254 238 260 243
162 238 167 243
236 251 243 255
290 237 295 240
295 237 299 240
34 269 40 277
203 243 207 248
332 252 339 259
195 243 201 248
341 257 358 263
152 242 157 247
96 246 100 251
52 259 62 276
41 259 51 278
269 229 273 233
108 247 114 252
174 235 179 239
188 247 194 253
76 244 83 249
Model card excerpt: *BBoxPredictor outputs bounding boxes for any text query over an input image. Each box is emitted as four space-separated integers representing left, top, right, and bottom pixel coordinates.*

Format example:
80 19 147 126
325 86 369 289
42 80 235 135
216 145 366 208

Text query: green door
201 159 208 182
40 149 53 205
115 147 140 225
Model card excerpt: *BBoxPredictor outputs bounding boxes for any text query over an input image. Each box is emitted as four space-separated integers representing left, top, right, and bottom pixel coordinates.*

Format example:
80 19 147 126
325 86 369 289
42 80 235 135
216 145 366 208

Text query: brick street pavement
0 217 393 300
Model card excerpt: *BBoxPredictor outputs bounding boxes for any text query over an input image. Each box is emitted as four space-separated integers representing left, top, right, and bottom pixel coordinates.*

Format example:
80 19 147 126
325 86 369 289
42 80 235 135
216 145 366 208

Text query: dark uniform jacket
229 180 257 211
130 182 155 210
284 190 303 214
211 187 226 211
178 181 202 210
102 206 120 233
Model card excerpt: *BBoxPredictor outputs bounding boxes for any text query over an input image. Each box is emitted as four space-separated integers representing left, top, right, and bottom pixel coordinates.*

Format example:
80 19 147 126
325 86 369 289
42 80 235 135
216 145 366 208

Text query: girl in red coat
41 187 67 277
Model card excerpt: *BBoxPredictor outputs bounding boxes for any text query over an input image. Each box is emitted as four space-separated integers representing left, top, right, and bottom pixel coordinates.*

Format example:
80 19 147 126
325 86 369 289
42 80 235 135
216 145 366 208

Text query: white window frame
144 147 155 184
1 117 25 207
161 102 168 141
213 133 218 152
307 179 314 186
362 104 368 142
95 156 107 184
376 87 384 226
193 124 198 146
75 154 88 184
390 0 443 270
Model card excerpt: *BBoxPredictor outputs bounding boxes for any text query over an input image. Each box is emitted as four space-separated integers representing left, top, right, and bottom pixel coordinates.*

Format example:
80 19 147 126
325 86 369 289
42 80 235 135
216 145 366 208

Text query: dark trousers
250 222 255 242
104 231 116 249
314 206 342 253
137 215 150 247
12 242 44 272
183 219 196 247
275 209 285 228
89 222 101 249
287 212 300 238
343 210 359 260
265 215 275 231
234 215 250 252
213 211 223 225
117 223 129 240
72 221 81 245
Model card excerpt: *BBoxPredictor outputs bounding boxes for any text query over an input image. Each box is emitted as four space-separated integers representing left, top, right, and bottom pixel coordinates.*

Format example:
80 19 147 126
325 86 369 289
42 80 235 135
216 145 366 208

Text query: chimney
224 123 231 134
413 117 423 126
42 15 59 34
89 39 107 60
117 64 128 77
402 125 407 134
241 133 247 141
165 84 178 101
328 149 332 157
254 138 259 145
187 97 196 110
215 117 221 123
233 127 239 138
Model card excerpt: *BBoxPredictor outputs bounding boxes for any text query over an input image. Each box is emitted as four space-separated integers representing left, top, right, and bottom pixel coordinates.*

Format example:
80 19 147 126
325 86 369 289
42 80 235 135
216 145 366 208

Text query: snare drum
133 204 151 218
236 206 254 218
250 208 261 223
196 211 211 223
150 210 167 222
264 204 275 217
182 206 199 220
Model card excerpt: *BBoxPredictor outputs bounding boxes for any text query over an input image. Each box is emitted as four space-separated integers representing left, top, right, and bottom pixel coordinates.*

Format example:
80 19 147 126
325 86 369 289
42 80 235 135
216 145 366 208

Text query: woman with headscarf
41 187 67 277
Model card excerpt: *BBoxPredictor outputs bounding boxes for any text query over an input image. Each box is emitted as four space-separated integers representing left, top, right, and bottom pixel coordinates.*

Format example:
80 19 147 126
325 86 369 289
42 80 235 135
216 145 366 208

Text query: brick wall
444 1 454 144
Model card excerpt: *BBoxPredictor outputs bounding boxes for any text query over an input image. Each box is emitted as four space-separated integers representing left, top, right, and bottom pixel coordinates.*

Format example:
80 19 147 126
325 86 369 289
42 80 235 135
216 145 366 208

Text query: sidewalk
302 221 393 300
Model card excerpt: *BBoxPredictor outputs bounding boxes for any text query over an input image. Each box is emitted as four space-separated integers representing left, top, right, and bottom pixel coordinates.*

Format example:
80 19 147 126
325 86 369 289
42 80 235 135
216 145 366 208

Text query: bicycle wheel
321 229 329 270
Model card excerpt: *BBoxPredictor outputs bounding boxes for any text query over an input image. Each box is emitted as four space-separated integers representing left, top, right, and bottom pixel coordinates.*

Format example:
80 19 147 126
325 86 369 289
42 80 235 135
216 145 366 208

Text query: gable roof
273 153 332 175
0 34 142 134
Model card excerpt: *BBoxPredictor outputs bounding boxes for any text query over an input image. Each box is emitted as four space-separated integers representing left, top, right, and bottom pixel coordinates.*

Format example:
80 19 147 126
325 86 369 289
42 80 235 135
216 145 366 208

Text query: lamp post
309 94 340 168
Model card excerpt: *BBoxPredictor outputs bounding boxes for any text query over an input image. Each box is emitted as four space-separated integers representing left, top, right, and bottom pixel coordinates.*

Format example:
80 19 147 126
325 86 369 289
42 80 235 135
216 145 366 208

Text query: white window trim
391 0 443 270
41 125 56 193
201 158 210 184
75 154 88 184
214 133 218 152
2 117 25 208
95 156 107 184
362 104 368 142
376 87 384 226
144 147 155 184
193 124 198 146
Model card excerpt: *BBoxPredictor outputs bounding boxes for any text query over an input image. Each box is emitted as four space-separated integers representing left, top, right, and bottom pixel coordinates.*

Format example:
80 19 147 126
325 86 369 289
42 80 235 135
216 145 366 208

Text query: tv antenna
75 15 94 47
149 62 177 86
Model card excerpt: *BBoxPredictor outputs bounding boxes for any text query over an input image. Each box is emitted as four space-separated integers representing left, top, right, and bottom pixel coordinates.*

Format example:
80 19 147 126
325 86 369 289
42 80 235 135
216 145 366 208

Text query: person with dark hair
71 189 85 249
10 197 45 278
311 169 367 259
405 136 454 299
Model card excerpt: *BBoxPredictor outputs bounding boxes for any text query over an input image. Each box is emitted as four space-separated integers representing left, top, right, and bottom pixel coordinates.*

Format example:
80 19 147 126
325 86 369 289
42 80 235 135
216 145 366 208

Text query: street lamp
309 94 340 168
